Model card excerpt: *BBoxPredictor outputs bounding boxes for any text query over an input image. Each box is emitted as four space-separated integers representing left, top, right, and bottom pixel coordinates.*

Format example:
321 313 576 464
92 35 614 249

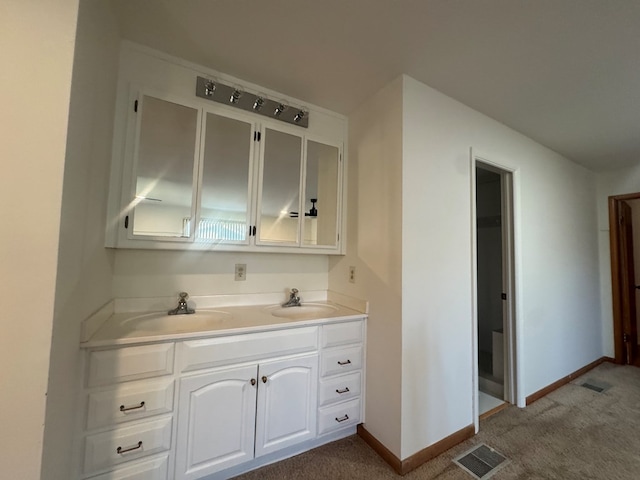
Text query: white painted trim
469 149 480 433
470 148 526 421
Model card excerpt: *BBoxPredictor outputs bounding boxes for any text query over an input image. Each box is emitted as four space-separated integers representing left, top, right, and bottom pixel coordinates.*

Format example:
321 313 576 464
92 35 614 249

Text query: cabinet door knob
262 376 268 383
250 378 256 386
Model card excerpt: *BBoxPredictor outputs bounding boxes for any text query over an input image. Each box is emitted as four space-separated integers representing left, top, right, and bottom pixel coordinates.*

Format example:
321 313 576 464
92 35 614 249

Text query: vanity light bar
195 76 309 128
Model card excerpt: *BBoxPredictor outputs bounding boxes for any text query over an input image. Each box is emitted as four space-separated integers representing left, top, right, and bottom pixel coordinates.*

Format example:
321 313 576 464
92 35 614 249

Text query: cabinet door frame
255 122 305 248
194 105 258 246
300 133 344 251
175 365 258 480
254 354 318 457
123 87 203 244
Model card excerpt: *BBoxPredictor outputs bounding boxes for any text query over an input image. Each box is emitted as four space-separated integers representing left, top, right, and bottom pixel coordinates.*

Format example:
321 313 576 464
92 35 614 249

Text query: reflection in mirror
197 112 252 242
133 95 198 237
303 141 339 246
259 128 301 243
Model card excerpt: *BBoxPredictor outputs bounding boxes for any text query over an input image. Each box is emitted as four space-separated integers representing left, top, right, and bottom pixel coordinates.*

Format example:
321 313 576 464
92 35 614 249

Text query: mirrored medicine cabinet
109 90 344 254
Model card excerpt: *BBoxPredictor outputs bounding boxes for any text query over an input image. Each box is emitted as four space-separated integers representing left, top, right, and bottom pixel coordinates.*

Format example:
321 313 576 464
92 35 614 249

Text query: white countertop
82 301 365 348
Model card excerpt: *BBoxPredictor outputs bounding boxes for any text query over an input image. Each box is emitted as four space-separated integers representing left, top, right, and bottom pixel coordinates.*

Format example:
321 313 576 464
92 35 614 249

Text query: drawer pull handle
262 376 268 383
335 414 349 423
251 378 256 386
336 387 350 394
337 359 352 366
117 441 142 454
119 401 145 412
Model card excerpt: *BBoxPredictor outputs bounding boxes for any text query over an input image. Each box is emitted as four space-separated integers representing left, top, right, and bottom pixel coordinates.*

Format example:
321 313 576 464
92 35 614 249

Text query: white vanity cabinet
81 343 176 480
317 319 365 435
174 352 318 480
80 316 365 480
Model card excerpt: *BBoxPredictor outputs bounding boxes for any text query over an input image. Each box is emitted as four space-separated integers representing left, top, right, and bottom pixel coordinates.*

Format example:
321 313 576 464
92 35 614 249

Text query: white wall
41 2 120 479
114 250 328 300
0 1 79 478
401 76 601 458
328 77 404 457
595 164 640 356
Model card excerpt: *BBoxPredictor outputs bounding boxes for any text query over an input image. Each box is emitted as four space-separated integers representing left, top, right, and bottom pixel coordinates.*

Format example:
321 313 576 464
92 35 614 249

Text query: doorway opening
609 192 640 366
474 160 517 420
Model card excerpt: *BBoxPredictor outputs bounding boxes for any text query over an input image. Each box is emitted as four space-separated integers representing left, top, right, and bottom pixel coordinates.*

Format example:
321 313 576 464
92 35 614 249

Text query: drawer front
318 372 361 407
88 344 175 387
321 320 363 348
320 345 362 377
83 417 172 475
86 378 174 430
181 326 318 372
318 398 361 435
90 455 169 480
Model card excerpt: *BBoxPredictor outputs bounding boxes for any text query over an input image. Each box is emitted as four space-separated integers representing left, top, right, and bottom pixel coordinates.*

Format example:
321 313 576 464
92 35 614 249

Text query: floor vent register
453 444 508 479
580 379 611 394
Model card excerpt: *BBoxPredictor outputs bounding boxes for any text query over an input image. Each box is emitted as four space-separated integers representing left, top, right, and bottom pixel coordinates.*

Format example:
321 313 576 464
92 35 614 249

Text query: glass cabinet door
303 140 340 248
197 111 254 244
257 127 303 244
131 94 199 238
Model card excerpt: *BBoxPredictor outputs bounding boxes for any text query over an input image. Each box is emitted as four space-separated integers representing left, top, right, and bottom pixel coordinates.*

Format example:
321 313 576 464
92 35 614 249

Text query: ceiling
109 0 640 172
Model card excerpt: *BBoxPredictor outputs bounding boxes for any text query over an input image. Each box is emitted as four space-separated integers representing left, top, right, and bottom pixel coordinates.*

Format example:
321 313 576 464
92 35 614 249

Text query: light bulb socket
274 103 287 116
204 81 216 97
253 97 265 111
293 110 307 123
230 89 242 104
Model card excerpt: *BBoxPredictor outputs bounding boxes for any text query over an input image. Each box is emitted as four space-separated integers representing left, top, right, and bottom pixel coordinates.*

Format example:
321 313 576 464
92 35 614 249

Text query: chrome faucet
168 292 195 315
282 288 301 307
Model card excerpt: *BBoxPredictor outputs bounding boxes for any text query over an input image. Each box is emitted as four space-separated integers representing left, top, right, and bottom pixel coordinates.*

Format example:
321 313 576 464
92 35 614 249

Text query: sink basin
122 310 232 332
268 303 338 319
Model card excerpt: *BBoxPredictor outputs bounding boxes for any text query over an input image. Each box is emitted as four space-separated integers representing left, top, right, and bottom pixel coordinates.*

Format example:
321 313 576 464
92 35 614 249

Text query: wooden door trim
609 192 640 364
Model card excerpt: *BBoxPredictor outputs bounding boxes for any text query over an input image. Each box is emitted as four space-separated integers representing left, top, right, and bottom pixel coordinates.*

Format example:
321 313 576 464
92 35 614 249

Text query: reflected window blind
183 218 246 241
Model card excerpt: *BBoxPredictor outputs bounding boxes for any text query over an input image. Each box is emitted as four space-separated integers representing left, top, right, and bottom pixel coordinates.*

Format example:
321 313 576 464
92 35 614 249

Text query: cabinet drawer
83 417 172 475
181 327 318 372
90 455 169 480
86 378 174 430
88 344 174 387
318 372 361 407
320 345 362 377
318 398 361 435
321 320 363 348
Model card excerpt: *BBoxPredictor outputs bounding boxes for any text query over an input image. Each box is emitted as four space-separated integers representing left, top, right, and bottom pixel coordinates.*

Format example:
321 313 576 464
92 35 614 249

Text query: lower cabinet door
254 354 318 457
175 365 258 480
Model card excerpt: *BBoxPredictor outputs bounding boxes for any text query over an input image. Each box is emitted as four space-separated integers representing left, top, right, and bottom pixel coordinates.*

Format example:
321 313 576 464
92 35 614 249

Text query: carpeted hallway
233 362 640 479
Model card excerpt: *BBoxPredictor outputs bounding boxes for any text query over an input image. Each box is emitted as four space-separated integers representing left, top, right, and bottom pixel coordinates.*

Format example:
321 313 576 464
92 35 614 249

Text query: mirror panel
132 95 198 238
259 128 302 244
303 141 339 247
198 112 252 243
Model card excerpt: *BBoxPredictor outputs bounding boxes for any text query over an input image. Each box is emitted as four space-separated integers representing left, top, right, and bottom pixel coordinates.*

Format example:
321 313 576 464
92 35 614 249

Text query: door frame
470 150 523 434
608 192 640 364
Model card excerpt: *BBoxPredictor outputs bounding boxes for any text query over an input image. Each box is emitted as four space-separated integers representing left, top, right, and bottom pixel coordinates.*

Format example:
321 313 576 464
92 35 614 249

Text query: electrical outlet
349 266 356 284
235 263 247 281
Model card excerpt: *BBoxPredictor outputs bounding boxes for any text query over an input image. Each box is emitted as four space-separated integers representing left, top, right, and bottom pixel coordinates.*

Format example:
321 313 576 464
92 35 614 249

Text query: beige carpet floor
233 362 640 479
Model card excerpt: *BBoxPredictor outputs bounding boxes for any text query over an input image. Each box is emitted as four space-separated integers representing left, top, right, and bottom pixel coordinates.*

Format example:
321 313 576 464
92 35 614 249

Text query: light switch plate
349 266 356 283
